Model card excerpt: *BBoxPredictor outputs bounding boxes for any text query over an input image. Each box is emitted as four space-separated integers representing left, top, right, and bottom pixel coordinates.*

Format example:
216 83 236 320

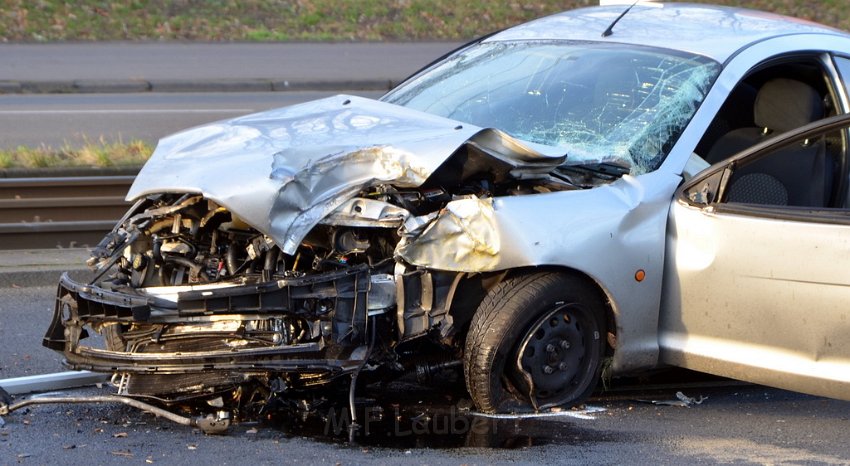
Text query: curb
0 78 397 94
0 249 91 288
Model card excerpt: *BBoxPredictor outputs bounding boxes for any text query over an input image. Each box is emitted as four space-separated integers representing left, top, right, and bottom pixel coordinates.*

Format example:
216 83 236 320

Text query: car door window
723 126 842 208
695 58 839 166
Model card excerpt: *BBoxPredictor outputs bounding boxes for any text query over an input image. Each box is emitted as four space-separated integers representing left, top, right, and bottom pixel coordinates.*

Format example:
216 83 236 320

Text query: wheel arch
449 265 618 358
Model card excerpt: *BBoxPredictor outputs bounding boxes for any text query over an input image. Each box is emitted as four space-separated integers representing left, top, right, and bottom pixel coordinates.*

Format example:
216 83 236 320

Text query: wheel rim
513 302 596 410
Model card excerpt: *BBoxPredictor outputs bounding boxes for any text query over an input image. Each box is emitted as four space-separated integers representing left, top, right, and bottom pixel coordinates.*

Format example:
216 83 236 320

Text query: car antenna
601 0 640 37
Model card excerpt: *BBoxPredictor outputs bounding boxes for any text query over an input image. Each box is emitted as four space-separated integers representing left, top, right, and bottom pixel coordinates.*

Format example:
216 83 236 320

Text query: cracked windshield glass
384 41 720 175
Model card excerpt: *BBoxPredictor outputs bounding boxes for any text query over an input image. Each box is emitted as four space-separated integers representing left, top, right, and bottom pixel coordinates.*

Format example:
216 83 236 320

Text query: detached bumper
43 268 374 375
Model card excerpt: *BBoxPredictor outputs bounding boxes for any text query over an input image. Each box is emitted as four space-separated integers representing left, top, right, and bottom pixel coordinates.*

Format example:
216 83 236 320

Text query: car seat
707 78 830 207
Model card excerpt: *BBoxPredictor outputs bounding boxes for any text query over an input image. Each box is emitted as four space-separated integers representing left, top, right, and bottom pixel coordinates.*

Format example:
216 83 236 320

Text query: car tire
464 272 605 413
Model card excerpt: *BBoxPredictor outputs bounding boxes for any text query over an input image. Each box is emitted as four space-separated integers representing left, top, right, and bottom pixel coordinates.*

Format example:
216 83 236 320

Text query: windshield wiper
558 161 631 179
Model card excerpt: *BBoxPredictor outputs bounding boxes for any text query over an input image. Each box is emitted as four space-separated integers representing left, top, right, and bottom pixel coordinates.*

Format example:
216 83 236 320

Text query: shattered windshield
383 40 720 175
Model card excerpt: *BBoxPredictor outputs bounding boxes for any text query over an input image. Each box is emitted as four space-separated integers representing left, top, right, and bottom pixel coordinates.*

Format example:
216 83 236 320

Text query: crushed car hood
128 95 566 254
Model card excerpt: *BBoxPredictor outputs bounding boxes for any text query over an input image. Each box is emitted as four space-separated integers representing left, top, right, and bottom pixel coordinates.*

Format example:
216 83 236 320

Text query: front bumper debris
43 266 378 376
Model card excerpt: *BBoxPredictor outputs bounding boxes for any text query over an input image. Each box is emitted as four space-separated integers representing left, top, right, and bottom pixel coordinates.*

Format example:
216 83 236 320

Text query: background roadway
0 91 383 149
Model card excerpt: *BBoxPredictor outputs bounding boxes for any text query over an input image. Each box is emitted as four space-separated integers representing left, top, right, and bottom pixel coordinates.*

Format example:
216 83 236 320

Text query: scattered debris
113 432 128 438
637 391 708 407
110 449 133 458
472 405 606 420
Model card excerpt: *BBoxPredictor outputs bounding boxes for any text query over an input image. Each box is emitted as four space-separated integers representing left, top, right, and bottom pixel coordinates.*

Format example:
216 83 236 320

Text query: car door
659 113 850 401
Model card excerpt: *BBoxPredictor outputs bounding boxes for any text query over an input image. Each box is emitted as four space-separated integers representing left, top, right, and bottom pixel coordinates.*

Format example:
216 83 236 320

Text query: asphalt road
2 286 850 464
1 42 462 83
0 91 384 149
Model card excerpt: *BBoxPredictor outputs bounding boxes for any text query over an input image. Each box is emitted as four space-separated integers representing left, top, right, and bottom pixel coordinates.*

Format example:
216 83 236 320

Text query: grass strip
1 0 846 42
0 138 152 170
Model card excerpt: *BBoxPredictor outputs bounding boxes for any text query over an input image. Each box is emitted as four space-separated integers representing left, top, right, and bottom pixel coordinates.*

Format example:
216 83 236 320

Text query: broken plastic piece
637 391 707 407
472 405 606 420
675 391 708 405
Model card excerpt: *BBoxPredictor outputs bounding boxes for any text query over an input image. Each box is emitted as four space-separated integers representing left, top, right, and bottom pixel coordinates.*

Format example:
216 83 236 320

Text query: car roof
485 2 847 63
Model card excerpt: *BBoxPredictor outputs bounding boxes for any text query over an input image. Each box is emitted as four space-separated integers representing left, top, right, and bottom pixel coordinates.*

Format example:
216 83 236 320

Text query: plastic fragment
637 391 708 407
472 405 605 420
676 391 707 405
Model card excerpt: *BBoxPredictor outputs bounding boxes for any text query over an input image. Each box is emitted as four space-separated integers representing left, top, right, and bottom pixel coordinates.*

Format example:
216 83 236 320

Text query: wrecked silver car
42 3 850 424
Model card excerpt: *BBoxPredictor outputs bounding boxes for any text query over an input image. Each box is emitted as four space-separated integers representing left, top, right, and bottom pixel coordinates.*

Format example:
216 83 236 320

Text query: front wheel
464 272 606 413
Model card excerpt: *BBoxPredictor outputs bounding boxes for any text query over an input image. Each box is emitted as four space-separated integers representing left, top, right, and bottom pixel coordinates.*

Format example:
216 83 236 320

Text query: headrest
754 78 823 133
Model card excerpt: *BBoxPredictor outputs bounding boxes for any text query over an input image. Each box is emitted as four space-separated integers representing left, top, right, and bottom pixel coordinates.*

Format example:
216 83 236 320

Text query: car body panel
662 202 850 399
661 113 850 400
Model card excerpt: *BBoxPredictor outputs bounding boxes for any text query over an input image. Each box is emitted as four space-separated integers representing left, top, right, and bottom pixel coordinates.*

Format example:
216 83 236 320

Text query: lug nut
546 344 556 353
559 362 568 371
560 340 570 350
543 365 554 374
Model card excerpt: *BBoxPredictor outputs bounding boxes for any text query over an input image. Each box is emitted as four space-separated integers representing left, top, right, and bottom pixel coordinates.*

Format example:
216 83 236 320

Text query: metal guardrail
0 176 134 249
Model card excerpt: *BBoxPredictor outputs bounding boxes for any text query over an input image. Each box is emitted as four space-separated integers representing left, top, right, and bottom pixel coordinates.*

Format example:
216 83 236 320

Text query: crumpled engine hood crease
127 95 566 254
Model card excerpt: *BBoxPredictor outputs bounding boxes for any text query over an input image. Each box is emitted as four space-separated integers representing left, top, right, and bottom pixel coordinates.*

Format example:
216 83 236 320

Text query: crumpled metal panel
127 95 564 254
396 197 500 271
